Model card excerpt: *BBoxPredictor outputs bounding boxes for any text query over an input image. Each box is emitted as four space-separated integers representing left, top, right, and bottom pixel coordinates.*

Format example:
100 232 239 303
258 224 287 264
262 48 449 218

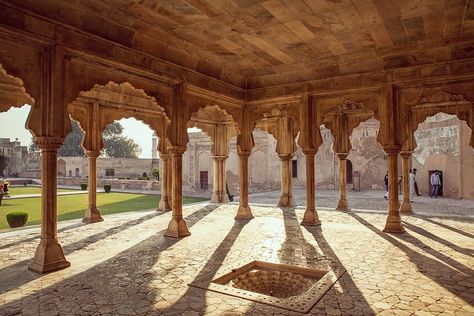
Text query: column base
82 207 104 223
277 194 295 207
28 239 70 274
235 205 254 220
383 215 405 233
158 197 172 211
300 209 321 226
399 200 412 213
336 198 350 211
164 217 191 238
210 192 230 204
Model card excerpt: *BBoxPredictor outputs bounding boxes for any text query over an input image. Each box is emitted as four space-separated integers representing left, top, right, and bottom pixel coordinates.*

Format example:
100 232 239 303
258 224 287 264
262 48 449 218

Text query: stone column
210 156 229 203
158 154 172 211
383 150 405 233
278 153 294 207
301 150 321 226
83 150 104 223
29 137 70 273
399 151 412 213
235 151 253 219
165 147 191 238
336 153 350 211
165 157 172 208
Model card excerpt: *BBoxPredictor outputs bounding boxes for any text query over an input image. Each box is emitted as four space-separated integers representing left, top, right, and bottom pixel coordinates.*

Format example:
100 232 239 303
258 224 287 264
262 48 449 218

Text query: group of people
384 169 442 200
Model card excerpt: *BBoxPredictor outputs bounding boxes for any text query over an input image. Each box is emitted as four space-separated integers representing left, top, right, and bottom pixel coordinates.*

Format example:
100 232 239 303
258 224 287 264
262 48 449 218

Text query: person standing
430 171 441 198
384 171 389 200
409 169 417 202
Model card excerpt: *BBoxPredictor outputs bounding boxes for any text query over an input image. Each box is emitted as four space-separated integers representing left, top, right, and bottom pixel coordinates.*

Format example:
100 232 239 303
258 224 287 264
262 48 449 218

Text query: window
105 169 115 177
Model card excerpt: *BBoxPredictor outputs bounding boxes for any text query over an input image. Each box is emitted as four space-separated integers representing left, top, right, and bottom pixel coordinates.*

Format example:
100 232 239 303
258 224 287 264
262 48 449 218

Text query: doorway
200 171 209 190
346 159 353 184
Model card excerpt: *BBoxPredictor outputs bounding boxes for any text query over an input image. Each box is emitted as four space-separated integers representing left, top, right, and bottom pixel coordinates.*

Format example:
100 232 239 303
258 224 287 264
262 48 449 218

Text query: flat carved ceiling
8 0 474 89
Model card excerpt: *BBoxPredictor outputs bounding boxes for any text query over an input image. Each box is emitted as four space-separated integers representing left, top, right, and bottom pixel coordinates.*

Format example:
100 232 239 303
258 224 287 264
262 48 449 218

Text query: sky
0 105 200 158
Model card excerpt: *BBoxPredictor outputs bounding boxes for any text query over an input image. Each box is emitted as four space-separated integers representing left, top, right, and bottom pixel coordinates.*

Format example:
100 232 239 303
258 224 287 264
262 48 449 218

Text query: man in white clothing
430 171 442 198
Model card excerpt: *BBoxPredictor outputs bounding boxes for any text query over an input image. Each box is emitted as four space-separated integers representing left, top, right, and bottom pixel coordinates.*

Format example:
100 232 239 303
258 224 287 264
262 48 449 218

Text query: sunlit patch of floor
0 199 473 315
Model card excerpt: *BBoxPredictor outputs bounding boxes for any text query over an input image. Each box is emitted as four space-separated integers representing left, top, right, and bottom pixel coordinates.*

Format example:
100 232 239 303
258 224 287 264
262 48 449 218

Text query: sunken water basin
189 260 346 313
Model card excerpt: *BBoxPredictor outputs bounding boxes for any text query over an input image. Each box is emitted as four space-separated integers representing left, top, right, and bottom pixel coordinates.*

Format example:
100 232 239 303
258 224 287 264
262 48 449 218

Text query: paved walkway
245 189 474 218
0 200 473 315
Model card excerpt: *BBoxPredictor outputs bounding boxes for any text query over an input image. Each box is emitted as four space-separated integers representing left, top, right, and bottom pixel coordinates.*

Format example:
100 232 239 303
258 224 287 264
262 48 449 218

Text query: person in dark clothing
384 171 388 200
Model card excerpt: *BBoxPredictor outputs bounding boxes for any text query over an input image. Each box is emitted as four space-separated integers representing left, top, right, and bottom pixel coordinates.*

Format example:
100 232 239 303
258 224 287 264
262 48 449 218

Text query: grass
7 186 77 196
0 192 208 229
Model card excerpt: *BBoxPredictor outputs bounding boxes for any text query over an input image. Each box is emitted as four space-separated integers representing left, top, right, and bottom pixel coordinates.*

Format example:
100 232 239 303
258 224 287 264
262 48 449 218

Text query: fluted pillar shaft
383 150 405 233
278 153 294 207
83 150 103 223
336 153 350 211
235 151 253 219
301 150 321 226
210 156 229 203
158 154 172 211
399 152 413 213
165 147 190 238
29 137 70 273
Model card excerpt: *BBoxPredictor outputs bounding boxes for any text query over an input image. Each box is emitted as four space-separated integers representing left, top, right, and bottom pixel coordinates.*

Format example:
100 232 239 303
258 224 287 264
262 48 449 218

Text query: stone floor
0 192 473 315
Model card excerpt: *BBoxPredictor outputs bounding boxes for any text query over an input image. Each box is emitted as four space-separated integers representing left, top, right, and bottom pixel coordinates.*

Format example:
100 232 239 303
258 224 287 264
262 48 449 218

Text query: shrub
6 212 28 228
0 194 3 206
142 172 148 178
137 176 149 181
80 183 88 190
103 184 111 193
151 168 160 180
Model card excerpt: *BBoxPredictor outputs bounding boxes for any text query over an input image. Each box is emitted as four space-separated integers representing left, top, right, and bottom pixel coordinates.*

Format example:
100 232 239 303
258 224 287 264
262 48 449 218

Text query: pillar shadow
280 207 373 314
417 216 474 239
161 219 249 315
0 204 218 295
349 213 473 303
402 221 473 257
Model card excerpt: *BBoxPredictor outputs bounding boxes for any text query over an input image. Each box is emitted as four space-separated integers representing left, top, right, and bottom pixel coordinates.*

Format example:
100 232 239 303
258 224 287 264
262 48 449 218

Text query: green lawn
7 186 77 196
0 193 207 229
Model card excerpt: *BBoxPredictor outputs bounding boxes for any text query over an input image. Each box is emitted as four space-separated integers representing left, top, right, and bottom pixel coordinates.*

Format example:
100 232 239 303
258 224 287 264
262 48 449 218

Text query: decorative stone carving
420 92 466 104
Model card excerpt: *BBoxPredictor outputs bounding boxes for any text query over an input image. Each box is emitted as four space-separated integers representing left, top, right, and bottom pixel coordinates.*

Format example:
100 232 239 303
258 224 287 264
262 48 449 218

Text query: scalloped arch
0 62 35 112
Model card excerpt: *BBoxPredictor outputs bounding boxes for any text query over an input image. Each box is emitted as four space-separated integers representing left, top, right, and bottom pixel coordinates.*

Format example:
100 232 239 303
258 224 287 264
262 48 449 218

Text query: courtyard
0 190 472 315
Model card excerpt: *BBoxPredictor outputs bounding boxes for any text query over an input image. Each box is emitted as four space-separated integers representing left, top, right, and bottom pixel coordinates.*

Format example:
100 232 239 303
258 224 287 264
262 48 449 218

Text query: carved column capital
383 146 401 155
211 155 228 162
302 148 317 156
278 153 294 160
34 137 64 151
399 151 413 159
237 150 251 158
160 153 171 161
86 150 100 159
168 145 187 155
336 152 349 160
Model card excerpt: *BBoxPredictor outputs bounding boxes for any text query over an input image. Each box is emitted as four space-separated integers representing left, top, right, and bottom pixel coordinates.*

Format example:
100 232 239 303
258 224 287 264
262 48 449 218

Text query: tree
101 122 141 158
30 121 141 158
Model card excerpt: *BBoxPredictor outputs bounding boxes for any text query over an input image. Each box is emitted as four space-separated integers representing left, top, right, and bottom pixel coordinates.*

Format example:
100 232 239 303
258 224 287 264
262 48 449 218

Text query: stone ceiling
9 0 474 89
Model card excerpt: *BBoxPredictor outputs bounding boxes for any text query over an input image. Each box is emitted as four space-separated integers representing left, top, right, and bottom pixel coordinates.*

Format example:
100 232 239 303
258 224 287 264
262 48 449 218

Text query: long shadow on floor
161 219 249 315
350 213 473 304
402 221 473 257
417 216 474 239
0 204 217 296
283 208 373 315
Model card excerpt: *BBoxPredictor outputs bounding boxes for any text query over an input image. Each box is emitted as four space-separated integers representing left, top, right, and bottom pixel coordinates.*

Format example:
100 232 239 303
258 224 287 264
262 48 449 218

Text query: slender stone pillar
278 153 294 207
301 150 321 226
336 153 350 211
165 147 190 238
383 150 405 233
165 157 172 208
83 150 104 223
158 154 172 211
210 156 229 203
29 137 70 273
235 151 253 219
399 151 413 213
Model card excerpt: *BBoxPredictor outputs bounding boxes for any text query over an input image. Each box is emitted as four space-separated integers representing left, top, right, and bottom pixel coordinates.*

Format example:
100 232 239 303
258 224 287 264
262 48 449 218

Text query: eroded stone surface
0 200 473 315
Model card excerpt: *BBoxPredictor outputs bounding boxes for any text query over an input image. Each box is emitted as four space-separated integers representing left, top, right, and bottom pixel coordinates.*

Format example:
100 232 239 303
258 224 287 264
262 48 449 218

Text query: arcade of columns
1 24 474 275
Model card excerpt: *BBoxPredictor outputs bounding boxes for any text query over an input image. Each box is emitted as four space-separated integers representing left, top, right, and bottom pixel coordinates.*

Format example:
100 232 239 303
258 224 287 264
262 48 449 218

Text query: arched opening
413 112 474 199
348 118 385 191
315 124 336 189
186 105 239 203
57 159 66 177
346 159 353 184
248 128 279 192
